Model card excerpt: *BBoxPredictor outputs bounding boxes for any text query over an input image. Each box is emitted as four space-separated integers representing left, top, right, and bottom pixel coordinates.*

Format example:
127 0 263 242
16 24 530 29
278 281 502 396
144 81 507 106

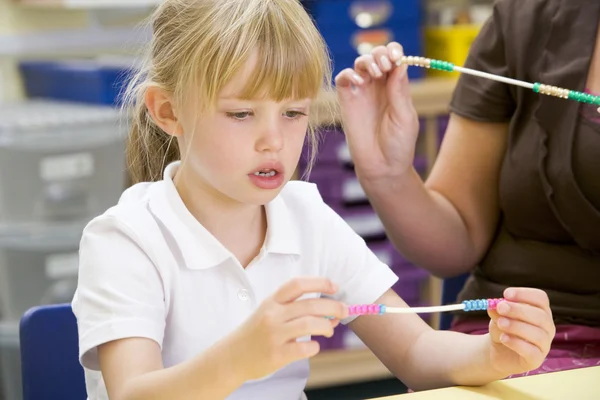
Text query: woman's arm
337 3 515 277
360 114 508 277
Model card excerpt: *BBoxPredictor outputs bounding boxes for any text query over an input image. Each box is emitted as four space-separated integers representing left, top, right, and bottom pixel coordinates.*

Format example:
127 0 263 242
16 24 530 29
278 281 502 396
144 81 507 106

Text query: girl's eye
284 110 307 119
226 111 252 120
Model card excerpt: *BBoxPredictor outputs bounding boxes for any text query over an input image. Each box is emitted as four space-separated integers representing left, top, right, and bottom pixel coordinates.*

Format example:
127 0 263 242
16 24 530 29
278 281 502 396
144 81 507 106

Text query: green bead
568 91 580 100
594 96 600 106
533 82 541 93
586 94 596 104
584 94 593 103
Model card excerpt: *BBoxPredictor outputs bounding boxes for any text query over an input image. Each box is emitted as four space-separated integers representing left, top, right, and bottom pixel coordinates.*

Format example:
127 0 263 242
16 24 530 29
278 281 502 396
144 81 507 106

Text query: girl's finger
496 317 551 354
496 301 554 335
281 339 320 366
487 308 500 322
488 318 503 344
498 333 545 369
504 287 551 311
273 277 337 304
282 315 336 342
283 297 348 322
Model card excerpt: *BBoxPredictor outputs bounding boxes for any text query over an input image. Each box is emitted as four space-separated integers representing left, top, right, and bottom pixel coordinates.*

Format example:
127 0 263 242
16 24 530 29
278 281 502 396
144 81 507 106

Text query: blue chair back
439 273 469 330
19 303 87 400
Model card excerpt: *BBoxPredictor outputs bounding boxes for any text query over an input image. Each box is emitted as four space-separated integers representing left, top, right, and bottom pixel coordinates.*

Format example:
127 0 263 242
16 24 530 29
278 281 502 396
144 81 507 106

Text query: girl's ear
145 87 183 137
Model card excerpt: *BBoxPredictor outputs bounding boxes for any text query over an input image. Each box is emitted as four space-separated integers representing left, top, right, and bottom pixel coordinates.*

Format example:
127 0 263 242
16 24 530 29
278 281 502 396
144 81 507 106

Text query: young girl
72 1 555 399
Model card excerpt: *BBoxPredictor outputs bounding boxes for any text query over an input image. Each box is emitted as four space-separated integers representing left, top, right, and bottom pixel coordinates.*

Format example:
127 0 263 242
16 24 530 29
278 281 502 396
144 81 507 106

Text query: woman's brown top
449 0 600 327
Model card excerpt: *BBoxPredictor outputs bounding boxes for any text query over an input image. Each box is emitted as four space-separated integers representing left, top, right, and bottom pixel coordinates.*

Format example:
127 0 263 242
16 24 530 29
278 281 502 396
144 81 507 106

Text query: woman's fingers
371 45 394 73
335 68 365 88
354 54 383 79
387 41 405 64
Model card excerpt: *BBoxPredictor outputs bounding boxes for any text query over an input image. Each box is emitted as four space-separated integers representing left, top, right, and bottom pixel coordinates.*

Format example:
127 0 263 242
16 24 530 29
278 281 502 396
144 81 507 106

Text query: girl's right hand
335 42 420 182
233 277 348 381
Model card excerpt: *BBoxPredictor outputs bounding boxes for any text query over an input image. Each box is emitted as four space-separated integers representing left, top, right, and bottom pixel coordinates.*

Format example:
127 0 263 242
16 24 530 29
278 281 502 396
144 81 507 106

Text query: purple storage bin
300 126 431 178
331 204 386 241
300 128 347 171
392 268 430 305
437 114 450 146
367 239 427 272
307 164 367 204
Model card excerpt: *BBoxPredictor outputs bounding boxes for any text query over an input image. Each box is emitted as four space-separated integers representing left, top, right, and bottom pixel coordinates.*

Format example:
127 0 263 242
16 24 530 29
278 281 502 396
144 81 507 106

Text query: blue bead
380 304 386 315
483 299 489 310
462 300 471 311
477 300 484 310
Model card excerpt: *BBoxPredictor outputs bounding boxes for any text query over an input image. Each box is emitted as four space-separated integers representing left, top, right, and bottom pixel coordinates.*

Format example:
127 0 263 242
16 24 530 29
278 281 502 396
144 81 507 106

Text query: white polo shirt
72 161 398 400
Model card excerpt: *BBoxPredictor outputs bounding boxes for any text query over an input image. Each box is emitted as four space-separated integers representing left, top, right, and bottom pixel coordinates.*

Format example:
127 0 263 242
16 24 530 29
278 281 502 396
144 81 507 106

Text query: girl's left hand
488 288 556 376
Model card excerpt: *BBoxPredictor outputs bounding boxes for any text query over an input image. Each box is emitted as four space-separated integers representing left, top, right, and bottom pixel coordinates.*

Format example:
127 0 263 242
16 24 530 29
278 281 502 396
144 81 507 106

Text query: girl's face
176 56 312 207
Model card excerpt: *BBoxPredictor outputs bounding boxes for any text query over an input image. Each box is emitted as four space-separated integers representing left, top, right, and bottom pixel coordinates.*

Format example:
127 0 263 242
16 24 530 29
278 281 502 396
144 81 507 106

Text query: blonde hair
123 0 333 184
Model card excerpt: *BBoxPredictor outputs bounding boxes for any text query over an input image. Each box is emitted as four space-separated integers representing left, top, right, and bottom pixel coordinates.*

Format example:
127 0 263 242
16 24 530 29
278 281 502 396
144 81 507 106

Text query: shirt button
237 289 250 301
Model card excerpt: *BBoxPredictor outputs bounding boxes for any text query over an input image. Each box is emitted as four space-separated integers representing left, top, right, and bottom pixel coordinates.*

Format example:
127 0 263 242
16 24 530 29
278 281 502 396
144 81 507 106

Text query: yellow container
424 24 482 78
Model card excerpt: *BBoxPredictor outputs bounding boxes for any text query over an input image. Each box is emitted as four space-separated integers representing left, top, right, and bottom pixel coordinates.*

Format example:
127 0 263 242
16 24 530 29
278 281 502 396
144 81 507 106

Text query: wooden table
371 366 600 399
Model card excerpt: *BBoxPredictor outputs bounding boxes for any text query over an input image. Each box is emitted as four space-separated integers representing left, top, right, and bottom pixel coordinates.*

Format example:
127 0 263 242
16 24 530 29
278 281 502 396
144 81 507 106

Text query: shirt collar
148 161 301 270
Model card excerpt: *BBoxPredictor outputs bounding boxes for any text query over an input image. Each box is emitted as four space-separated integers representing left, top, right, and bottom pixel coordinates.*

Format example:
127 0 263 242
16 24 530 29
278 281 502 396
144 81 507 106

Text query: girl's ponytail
125 102 179 184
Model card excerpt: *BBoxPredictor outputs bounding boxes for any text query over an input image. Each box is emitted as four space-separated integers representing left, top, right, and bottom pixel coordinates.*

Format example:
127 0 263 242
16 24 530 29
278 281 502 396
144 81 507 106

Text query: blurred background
0 0 493 399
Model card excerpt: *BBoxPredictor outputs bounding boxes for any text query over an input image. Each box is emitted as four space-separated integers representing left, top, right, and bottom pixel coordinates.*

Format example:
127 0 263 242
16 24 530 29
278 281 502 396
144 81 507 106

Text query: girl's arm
349 288 554 391
98 336 247 400
74 216 349 400
97 276 349 400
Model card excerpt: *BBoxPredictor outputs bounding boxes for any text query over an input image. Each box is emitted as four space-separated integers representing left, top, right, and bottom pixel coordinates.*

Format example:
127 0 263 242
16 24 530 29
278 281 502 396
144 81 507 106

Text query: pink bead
487 298 505 311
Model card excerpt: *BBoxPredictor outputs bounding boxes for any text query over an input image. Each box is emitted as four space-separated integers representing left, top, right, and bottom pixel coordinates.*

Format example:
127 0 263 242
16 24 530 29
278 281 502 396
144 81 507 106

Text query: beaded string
397 56 600 113
345 298 505 316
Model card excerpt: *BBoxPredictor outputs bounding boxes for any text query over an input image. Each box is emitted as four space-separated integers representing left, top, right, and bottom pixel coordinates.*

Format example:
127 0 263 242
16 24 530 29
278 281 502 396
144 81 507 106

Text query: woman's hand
335 42 420 182
487 288 555 377
231 277 348 381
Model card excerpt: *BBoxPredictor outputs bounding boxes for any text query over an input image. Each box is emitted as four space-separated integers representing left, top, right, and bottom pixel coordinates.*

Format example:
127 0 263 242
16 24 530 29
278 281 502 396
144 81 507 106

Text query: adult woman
335 0 600 376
